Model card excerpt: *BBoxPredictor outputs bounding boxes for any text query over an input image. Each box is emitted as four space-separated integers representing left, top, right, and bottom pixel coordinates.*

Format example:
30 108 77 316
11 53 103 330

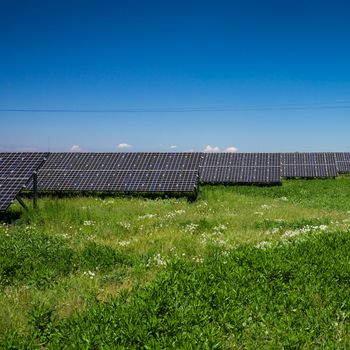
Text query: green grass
1 177 350 348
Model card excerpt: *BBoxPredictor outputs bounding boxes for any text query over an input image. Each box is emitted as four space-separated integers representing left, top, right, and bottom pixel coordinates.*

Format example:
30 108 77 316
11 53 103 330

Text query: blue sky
1 0 350 152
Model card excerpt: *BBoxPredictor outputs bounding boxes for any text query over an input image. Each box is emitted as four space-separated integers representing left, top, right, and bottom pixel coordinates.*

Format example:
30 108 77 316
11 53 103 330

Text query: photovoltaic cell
200 166 281 183
40 152 202 171
280 153 338 178
200 153 281 167
0 153 48 211
334 153 350 173
36 170 198 192
199 153 281 184
35 153 201 193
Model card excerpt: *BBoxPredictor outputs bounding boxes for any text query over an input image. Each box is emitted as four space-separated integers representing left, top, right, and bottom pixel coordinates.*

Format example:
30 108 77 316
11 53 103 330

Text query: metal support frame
33 172 38 209
15 173 38 210
16 195 27 209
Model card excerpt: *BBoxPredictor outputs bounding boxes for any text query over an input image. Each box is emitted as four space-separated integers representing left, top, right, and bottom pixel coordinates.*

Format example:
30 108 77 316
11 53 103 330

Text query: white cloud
225 146 239 153
170 145 177 149
117 143 132 149
69 145 83 152
203 145 221 153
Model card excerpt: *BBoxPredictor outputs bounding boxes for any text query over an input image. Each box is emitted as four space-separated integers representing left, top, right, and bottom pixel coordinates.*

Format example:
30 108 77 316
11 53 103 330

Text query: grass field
1 176 350 349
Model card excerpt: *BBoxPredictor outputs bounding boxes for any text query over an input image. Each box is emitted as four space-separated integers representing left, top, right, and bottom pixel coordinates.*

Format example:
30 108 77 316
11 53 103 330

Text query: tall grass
0 178 350 348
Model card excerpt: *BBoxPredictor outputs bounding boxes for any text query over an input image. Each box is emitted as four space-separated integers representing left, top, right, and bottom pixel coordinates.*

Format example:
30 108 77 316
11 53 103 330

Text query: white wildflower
213 224 228 233
165 209 186 219
83 271 96 279
266 227 281 235
174 209 186 215
192 256 204 264
282 224 328 240
184 223 199 234
146 253 168 267
255 241 272 250
118 240 131 247
217 239 227 245
83 220 95 226
200 233 209 244
138 214 157 220
119 222 131 230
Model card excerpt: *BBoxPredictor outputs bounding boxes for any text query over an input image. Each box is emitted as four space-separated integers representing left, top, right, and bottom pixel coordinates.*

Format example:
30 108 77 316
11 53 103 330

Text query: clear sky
1 0 350 152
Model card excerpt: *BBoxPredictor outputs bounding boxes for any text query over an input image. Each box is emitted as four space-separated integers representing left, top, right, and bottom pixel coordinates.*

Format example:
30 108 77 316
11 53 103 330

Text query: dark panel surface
41 152 202 171
281 153 338 178
36 169 199 192
0 153 47 211
200 166 281 183
199 153 280 167
335 153 350 173
35 153 200 193
199 153 281 183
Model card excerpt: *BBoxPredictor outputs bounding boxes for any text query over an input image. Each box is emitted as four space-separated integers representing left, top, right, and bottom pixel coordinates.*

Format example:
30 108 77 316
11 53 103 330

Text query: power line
1 102 350 113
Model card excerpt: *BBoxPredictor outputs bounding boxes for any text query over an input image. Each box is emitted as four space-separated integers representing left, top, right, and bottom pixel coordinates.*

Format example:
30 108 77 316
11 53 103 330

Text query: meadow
1 176 350 349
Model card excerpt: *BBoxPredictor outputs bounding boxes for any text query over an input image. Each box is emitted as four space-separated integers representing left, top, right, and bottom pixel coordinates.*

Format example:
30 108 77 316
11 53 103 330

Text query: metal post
33 172 38 209
16 195 27 209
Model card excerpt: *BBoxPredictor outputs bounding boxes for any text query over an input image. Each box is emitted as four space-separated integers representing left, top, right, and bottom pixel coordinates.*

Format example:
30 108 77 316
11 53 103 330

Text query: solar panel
35 169 199 192
9 151 346 198
199 153 280 167
280 153 338 178
34 153 201 193
0 153 47 211
40 152 202 171
334 153 350 173
200 166 281 183
199 153 281 184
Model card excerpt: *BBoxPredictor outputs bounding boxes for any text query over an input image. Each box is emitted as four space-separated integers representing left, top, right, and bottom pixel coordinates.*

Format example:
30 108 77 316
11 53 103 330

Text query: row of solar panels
1 152 350 211
29 152 350 189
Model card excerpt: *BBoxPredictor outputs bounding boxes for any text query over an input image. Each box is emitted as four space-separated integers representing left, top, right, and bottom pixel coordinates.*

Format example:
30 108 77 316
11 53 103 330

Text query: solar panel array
1 151 349 211
34 153 201 193
334 153 350 173
280 153 338 178
0 153 47 211
199 153 281 183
